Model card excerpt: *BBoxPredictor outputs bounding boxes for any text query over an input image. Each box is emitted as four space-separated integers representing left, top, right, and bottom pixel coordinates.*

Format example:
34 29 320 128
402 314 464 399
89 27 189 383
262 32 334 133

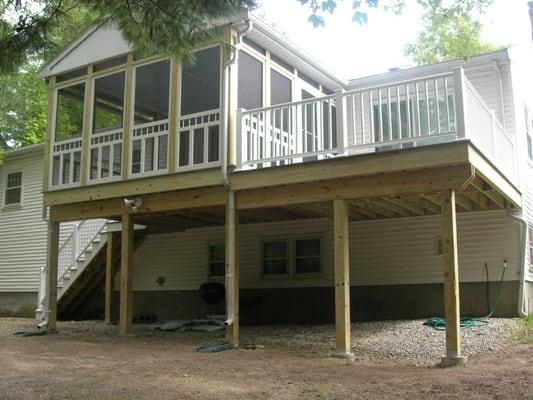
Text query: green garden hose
424 260 507 330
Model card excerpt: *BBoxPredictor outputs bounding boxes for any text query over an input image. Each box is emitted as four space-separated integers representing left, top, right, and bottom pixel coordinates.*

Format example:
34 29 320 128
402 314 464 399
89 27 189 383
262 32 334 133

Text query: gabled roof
38 21 131 79
38 10 250 79
2 143 44 159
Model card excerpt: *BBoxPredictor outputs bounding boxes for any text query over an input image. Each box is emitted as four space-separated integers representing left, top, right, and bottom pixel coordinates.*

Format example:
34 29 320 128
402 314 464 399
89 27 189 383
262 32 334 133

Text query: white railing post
335 89 348 156
71 223 80 263
235 108 244 169
490 109 497 156
453 67 467 139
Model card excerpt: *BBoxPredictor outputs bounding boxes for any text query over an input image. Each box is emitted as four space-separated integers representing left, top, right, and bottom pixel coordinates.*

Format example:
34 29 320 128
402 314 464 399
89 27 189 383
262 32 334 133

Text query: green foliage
299 0 405 27
405 0 496 65
0 63 47 149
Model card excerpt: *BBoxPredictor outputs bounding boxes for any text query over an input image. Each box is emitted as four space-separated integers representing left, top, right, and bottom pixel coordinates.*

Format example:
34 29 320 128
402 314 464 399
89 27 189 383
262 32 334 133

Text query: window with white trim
4 171 22 206
262 240 289 275
208 243 225 278
294 238 322 274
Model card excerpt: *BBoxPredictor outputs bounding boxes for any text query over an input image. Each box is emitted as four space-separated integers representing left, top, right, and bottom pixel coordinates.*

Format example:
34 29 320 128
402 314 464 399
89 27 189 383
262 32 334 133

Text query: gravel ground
240 318 519 363
35 317 520 365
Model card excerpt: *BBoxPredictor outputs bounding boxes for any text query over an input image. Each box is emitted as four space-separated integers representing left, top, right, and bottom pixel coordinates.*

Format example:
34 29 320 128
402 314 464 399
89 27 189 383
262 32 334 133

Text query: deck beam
119 214 134 335
333 199 353 359
440 189 467 366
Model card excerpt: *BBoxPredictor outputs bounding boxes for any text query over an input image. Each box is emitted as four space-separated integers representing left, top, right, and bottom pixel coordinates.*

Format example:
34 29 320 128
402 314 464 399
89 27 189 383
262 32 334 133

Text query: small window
56 68 87 83
295 238 322 274
208 243 225 278
4 171 22 206
262 240 289 275
93 56 128 72
435 236 444 255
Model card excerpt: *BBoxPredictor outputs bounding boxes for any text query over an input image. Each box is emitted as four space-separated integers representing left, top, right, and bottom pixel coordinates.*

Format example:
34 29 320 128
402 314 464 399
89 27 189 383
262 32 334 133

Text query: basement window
294 238 322 274
208 243 225 278
4 171 22 206
262 240 289 275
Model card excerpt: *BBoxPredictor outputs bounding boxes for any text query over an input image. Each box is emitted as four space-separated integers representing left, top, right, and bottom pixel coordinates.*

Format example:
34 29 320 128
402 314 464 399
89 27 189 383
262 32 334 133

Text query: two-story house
1 10 532 365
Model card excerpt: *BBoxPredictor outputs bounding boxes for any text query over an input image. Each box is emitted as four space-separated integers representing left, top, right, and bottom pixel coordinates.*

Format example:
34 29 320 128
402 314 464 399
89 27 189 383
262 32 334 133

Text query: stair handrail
57 219 108 282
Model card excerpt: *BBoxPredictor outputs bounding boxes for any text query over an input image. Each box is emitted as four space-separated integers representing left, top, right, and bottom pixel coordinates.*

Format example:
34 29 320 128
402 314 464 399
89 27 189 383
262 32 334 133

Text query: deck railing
236 67 516 182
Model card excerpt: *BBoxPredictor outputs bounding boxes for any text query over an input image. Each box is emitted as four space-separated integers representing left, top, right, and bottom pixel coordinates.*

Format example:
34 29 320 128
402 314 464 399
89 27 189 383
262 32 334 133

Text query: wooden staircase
55 220 144 320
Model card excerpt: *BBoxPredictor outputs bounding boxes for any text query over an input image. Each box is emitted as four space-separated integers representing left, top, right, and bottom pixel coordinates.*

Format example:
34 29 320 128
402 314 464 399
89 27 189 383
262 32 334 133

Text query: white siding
132 210 520 291
0 149 75 292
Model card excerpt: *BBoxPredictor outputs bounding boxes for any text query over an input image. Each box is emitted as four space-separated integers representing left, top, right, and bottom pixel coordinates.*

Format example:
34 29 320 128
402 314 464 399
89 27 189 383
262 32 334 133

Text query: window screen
294 238 321 274
93 72 125 134
181 46 220 116
238 51 263 110
4 171 22 205
208 243 225 277
55 83 85 141
134 60 170 124
262 240 288 275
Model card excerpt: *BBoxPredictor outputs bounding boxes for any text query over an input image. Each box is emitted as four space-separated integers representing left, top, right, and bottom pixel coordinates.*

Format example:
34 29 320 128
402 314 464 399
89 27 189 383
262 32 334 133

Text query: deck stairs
36 219 145 320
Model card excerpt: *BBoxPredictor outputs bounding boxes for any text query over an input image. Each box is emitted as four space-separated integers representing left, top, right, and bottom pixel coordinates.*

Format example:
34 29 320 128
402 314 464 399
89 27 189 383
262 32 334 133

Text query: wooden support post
225 191 240 346
105 232 117 324
440 189 467 366
46 220 60 332
333 199 353 359
119 214 134 335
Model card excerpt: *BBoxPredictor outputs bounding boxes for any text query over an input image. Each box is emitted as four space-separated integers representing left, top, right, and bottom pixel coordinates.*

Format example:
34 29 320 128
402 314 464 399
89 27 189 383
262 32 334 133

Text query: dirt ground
0 318 531 400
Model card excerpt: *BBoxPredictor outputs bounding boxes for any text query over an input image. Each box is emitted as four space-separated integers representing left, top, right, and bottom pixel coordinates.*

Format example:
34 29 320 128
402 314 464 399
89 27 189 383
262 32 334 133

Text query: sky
256 0 532 80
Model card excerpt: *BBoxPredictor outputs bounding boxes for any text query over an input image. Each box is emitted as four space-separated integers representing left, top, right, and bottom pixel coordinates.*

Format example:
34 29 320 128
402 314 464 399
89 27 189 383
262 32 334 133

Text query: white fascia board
3 144 45 160
246 14 348 90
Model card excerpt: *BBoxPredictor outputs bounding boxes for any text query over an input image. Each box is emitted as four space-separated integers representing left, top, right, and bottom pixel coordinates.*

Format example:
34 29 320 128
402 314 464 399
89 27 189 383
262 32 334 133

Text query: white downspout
509 210 528 317
221 19 251 331
221 18 252 186
38 205 50 329
492 60 507 129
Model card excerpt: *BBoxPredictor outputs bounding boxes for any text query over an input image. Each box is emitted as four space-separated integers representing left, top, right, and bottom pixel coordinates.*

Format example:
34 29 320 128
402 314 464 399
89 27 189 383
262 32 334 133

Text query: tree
405 0 496 65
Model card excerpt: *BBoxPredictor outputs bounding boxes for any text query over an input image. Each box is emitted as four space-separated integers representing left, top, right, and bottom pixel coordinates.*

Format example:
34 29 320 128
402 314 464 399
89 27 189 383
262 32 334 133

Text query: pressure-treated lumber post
105 232 117 324
119 214 134 335
440 189 467 366
46 219 60 332
225 191 240 346
333 199 353 359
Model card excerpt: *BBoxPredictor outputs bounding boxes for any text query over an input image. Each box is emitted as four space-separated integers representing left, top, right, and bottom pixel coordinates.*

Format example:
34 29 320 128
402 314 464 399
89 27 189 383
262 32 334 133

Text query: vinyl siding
132 210 519 291
0 150 75 292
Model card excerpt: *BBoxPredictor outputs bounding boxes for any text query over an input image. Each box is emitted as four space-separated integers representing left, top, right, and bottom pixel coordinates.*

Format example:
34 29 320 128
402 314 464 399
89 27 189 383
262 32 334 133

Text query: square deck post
333 199 354 359
440 189 467 366
225 191 240 346
105 232 118 324
46 220 60 332
119 214 134 335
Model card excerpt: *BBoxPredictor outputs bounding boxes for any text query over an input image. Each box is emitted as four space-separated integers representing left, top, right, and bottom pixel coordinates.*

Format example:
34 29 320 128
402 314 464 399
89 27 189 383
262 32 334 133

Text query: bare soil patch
0 318 531 400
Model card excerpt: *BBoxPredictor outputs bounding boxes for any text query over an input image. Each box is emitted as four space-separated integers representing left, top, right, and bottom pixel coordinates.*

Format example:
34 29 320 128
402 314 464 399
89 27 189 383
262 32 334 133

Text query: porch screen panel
52 83 85 186
90 71 125 180
178 46 221 168
132 60 170 176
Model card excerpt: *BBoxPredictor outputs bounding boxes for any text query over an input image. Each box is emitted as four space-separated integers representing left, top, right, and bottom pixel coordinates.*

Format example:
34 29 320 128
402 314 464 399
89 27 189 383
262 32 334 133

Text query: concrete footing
332 351 355 360
440 355 468 367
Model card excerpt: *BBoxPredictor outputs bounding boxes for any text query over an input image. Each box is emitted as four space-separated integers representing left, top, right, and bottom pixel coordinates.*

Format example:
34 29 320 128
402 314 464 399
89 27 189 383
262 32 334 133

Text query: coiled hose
424 260 507 330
